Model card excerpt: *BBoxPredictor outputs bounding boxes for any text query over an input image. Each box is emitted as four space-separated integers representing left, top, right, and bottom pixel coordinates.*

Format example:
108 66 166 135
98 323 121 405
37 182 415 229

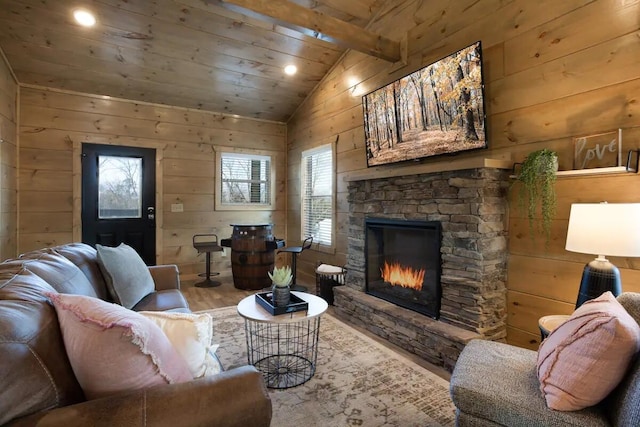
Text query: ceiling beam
313 0 373 20
214 0 401 62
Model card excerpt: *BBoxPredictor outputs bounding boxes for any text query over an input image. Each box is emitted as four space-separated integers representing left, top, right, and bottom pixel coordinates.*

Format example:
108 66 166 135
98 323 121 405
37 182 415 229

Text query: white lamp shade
565 203 640 257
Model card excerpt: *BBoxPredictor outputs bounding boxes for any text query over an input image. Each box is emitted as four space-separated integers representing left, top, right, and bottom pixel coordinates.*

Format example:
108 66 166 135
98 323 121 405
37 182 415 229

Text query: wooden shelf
555 166 637 177
344 157 513 182
510 166 637 179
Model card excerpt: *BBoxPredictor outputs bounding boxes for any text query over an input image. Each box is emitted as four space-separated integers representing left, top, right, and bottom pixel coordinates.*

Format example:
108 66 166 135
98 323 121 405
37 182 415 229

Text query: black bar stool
192 234 224 288
278 236 313 292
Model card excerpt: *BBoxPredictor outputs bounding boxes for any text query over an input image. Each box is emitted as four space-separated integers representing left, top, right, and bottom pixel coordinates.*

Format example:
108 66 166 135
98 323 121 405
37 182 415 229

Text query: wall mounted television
363 41 487 167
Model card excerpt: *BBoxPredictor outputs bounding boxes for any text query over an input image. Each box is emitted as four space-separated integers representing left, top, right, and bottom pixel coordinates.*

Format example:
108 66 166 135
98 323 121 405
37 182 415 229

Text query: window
216 151 274 210
98 155 142 219
301 144 333 246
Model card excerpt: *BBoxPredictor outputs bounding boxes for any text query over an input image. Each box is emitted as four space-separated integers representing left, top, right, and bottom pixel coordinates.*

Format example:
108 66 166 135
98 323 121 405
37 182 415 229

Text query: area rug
202 306 456 426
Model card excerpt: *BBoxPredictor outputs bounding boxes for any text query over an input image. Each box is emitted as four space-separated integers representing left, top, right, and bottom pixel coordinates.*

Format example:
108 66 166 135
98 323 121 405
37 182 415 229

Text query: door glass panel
98 155 142 219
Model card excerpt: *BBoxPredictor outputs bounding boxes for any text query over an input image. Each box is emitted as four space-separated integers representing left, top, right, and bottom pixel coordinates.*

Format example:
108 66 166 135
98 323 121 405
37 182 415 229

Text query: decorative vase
271 284 291 307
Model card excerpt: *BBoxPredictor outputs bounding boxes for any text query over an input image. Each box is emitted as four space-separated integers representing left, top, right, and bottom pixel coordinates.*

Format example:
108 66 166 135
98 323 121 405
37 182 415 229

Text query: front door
81 143 156 265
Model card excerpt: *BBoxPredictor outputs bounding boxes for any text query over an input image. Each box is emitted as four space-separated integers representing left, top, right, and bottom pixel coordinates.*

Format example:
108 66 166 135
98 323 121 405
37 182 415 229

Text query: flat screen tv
363 41 487 167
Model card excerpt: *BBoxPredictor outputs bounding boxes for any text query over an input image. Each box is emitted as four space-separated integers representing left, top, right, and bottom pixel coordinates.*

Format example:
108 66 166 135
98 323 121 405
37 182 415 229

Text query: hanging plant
516 149 558 243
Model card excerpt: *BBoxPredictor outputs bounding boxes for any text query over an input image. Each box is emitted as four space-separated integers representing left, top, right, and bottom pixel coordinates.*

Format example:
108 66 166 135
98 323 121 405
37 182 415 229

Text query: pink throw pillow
537 291 640 411
47 292 192 400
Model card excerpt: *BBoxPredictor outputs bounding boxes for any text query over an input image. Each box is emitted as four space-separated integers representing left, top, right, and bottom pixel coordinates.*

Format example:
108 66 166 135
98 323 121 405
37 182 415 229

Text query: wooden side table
237 291 328 389
538 314 571 340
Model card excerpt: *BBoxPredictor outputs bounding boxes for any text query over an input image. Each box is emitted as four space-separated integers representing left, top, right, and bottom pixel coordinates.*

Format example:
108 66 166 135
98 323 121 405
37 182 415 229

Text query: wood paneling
0 0 388 122
18 87 286 276
0 49 17 259
286 0 640 349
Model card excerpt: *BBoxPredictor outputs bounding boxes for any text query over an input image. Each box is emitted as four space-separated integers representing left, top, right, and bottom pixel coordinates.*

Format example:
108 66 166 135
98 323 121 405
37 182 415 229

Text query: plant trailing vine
516 149 558 244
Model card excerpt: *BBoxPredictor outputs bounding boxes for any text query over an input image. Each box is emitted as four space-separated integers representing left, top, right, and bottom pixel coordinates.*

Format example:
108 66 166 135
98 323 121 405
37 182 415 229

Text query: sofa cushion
0 271 84 426
54 243 109 300
450 340 609 427
96 243 155 309
140 311 222 378
22 252 99 298
47 292 192 400
537 292 640 411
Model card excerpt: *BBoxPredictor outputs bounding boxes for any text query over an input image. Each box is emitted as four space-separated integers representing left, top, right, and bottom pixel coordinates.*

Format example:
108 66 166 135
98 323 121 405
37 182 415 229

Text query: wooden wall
286 0 640 348
18 86 287 277
0 48 17 260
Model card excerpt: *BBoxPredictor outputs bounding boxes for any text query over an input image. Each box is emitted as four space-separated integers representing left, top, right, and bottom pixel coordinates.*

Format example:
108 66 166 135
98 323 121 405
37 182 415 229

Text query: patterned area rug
202 306 456 426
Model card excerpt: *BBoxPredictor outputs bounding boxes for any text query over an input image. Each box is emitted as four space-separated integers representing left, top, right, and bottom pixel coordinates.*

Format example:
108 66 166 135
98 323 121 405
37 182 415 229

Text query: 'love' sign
573 130 621 170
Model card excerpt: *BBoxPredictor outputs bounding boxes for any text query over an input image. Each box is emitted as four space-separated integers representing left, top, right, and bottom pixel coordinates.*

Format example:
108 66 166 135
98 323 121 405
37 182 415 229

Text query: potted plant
269 265 293 307
516 148 558 243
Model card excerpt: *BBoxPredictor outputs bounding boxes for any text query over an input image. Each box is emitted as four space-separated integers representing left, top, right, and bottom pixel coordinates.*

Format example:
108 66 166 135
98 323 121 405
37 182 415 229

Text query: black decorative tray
255 292 309 316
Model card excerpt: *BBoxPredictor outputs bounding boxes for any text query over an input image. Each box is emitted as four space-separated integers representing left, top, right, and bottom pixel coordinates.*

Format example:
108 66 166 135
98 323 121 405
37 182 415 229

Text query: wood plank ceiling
0 0 389 122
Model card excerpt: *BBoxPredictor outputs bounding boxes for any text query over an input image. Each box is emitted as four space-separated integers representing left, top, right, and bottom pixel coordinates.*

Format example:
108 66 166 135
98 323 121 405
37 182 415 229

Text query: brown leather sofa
0 243 272 427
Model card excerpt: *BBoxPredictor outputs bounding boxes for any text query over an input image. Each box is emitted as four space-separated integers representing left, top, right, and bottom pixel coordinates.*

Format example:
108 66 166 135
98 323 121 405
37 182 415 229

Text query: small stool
193 234 224 288
538 314 570 340
315 263 346 305
278 236 313 292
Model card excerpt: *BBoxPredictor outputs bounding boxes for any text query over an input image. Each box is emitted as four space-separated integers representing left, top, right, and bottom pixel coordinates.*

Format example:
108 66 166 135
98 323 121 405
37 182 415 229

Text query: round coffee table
237 291 328 389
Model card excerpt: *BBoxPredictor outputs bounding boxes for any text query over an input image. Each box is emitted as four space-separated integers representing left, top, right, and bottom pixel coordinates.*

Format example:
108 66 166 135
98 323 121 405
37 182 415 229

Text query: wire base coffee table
237 291 328 389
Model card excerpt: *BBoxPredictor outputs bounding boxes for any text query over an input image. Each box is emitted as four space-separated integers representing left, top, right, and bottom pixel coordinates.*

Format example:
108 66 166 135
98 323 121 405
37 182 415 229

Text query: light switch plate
171 203 184 212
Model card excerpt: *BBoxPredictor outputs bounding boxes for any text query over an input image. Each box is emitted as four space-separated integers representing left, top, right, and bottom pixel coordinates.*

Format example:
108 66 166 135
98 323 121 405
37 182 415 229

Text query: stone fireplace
334 166 510 371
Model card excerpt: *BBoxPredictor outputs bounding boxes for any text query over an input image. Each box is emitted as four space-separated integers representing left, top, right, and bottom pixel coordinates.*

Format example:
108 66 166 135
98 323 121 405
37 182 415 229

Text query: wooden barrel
230 224 275 290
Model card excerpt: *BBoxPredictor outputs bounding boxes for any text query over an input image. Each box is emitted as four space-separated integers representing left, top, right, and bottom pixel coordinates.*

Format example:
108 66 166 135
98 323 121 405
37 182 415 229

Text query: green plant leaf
516 149 558 246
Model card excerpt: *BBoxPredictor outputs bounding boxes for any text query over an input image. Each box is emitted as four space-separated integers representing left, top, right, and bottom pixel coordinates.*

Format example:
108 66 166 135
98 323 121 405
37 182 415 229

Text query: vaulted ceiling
0 0 396 122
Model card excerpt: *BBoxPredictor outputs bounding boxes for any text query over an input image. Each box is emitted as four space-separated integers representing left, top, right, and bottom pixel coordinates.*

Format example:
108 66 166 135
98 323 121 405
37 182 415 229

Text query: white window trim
301 143 335 249
215 148 276 211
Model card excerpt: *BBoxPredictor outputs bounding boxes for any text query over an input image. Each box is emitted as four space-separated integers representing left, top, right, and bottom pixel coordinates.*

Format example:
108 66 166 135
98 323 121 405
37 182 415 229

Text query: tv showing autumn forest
363 41 487 167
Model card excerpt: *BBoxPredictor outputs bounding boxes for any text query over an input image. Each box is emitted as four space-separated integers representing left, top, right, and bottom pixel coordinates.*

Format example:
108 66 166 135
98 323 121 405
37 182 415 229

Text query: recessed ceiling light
284 64 297 76
73 9 96 27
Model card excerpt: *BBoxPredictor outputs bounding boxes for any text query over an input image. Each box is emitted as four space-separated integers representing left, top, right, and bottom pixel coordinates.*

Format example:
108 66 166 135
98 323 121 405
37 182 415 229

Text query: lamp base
575 258 621 308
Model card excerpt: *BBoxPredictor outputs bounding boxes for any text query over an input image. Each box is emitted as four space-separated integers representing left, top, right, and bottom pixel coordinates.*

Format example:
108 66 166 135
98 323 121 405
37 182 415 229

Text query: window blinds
220 153 271 205
301 145 333 246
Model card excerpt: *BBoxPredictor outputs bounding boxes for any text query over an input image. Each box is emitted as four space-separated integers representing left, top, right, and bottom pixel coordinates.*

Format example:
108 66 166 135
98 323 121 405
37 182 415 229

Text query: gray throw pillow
96 243 154 309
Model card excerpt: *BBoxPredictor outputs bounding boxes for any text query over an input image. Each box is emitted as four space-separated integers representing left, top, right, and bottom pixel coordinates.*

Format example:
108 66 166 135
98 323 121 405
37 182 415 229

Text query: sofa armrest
9 366 272 427
148 265 180 291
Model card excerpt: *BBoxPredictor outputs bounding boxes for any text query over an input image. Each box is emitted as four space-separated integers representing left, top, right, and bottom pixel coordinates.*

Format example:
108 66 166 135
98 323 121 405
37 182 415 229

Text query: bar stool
192 234 224 288
278 236 313 292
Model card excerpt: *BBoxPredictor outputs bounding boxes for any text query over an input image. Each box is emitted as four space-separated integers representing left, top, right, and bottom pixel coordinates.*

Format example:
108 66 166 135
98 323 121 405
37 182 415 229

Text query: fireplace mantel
344 157 512 182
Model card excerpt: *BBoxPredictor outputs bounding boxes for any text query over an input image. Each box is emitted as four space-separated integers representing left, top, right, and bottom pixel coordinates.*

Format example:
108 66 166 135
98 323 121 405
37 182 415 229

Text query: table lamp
565 202 640 308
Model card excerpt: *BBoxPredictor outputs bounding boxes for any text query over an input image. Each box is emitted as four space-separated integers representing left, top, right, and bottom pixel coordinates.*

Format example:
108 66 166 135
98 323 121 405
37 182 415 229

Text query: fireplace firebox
365 218 442 319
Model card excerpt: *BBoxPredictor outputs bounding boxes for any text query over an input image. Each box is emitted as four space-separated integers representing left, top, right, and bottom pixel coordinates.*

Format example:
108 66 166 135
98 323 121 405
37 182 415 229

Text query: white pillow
140 311 222 378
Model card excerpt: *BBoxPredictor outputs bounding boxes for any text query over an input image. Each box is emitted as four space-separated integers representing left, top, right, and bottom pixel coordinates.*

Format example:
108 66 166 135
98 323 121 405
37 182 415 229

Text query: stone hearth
334 167 509 371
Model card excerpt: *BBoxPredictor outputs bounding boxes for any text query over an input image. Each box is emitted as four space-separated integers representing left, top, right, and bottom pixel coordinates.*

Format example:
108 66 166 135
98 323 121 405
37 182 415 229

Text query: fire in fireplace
380 261 425 290
365 218 441 319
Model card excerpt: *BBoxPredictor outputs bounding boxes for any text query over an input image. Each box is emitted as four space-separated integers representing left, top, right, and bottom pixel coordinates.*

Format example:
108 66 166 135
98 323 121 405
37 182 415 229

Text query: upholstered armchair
450 292 640 426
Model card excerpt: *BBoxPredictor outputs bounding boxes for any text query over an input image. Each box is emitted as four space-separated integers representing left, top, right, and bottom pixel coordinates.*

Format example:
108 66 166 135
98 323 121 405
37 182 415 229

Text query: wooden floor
181 273 258 311
181 273 451 381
